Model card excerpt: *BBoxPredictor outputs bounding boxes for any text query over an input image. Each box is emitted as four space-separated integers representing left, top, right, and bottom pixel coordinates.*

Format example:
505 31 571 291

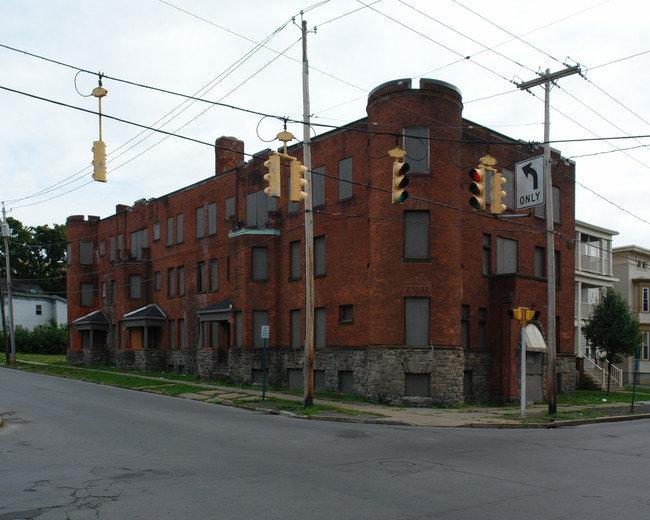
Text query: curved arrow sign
515 155 544 210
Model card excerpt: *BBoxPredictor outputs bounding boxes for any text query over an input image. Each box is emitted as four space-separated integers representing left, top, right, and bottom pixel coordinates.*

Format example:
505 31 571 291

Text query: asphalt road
1 368 650 519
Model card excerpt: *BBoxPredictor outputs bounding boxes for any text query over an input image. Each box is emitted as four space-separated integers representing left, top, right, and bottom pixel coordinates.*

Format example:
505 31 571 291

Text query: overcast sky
1 0 649 248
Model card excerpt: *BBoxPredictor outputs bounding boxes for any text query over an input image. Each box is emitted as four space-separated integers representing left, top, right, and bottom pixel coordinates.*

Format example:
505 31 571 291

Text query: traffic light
263 153 281 198
508 307 541 326
490 172 507 215
290 160 308 202
392 160 410 204
468 167 485 210
92 140 106 182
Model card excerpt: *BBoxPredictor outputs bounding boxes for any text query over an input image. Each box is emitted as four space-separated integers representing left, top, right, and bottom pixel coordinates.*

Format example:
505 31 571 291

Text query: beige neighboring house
612 244 650 384
575 221 620 389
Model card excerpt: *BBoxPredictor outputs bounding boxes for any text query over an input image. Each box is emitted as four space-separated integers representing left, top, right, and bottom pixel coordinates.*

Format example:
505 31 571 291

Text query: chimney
215 136 245 174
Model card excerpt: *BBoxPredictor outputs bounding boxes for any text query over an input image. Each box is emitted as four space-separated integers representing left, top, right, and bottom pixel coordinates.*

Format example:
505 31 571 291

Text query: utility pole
2 203 16 365
518 65 581 414
301 18 315 407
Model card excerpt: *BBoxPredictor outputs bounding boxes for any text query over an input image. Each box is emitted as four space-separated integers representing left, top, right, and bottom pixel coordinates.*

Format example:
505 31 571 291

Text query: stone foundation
229 345 465 406
68 345 574 405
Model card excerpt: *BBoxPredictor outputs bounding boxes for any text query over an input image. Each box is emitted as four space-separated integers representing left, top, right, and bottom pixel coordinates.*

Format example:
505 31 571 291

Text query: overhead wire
2 1 647 232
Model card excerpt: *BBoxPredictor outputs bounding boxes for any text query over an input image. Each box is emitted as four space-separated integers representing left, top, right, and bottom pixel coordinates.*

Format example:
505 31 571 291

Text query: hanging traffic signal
468 167 486 210
490 172 507 214
92 140 107 182
263 153 281 198
392 160 410 204
290 160 308 202
508 307 541 326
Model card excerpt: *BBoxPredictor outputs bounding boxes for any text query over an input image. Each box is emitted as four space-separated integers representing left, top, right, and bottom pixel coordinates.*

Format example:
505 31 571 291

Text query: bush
0 319 68 355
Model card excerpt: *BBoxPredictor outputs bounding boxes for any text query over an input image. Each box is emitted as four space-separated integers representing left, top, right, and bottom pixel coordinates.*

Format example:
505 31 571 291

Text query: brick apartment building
66 78 576 405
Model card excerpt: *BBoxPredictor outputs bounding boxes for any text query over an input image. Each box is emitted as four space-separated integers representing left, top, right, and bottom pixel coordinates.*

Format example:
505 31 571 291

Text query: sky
1 0 649 249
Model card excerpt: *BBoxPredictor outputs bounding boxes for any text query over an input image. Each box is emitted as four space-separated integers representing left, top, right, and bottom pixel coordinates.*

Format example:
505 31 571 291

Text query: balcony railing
578 253 603 274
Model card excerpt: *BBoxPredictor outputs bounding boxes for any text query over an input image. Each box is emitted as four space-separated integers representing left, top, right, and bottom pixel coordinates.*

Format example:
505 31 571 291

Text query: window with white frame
643 331 649 361
643 287 649 312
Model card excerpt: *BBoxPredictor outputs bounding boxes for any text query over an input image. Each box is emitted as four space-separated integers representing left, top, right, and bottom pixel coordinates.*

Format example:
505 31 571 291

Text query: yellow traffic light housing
263 153 281 198
392 160 410 205
290 160 308 202
92 140 107 182
508 307 541 326
490 172 507 214
468 167 486 210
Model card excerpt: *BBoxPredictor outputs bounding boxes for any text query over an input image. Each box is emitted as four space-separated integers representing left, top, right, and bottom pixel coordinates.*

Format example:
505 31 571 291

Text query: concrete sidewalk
169 381 650 428
6 363 650 429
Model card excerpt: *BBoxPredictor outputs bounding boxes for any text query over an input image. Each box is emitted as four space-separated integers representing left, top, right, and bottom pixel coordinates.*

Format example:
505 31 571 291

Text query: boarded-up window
129 274 142 300
404 211 429 259
405 297 429 346
208 202 217 235
167 216 174 246
338 157 353 200
312 166 325 207
130 228 147 261
176 214 184 244
290 240 301 280
314 235 326 277
80 242 93 265
80 282 94 306
405 373 430 397
109 236 116 262
252 247 268 281
246 190 276 228
404 126 429 173
226 197 235 220
496 237 518 274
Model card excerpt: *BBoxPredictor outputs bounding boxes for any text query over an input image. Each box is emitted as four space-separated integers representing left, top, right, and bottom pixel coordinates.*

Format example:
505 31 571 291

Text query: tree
583 287 642 394
0 217 66 295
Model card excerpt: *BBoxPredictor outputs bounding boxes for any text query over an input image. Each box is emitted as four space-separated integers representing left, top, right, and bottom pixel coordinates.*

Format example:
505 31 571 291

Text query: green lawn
558 388 650 405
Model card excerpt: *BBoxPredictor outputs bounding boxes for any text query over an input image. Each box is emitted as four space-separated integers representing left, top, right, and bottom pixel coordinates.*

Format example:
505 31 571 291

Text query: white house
612 244 650 384
2 281 67 330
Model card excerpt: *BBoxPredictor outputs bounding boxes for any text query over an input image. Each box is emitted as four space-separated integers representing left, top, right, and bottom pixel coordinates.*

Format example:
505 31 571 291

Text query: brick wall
67 78 576 405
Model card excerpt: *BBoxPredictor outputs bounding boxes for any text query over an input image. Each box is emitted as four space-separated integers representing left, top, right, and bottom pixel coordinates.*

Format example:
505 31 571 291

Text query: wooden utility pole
518 65 581 414
301 18 315 407
2 203 16 364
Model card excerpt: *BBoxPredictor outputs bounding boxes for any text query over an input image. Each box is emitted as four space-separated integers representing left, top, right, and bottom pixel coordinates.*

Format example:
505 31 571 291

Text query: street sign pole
518 65 581 415
261 325 269 401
